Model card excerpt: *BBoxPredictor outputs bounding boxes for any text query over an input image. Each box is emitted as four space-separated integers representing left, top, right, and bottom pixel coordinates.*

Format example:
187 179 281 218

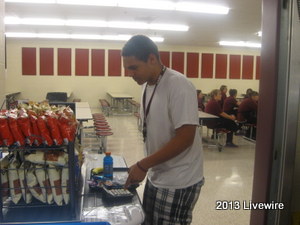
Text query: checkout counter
80 154 144 224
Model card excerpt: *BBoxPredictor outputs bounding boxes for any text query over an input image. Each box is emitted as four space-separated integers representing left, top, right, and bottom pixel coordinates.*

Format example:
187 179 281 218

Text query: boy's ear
148 53 158 64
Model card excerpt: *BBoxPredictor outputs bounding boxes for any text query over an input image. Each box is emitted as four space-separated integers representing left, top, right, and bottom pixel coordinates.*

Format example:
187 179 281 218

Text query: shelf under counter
0 143 80 223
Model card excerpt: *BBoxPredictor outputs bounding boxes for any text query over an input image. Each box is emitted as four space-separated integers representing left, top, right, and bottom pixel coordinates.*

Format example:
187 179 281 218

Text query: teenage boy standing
122 35 204 225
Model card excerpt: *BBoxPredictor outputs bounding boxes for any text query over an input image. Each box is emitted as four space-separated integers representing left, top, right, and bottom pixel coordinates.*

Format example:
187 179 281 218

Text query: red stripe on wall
58 48 71 76
242 55 254 79
201 53 213 78
108 49 121 76
75 49 89 76
40 48 53 76
256 56 261 80
186 52 199 78
215 54 227 79
91 49 105 76
171 52 184 74
159 51 170 67
22 47 36 75
229 55 241 79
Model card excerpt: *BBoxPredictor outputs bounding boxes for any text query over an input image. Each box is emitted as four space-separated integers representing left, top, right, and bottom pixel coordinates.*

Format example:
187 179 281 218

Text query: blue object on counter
103 152 113 179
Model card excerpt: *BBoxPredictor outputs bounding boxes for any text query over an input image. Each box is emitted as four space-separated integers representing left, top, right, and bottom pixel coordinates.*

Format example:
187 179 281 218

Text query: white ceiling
4 0 262 47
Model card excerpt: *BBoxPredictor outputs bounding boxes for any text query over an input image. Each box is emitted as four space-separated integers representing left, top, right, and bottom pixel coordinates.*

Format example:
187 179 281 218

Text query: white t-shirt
141 68 203 189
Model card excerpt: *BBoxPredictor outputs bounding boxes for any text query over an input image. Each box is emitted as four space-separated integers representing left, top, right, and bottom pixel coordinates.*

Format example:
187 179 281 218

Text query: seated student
223 89 240 116
205 89 239 147
197 89 205 111
219 85 228 108
237 91 259 139
244 88 253 99
237 91 259 123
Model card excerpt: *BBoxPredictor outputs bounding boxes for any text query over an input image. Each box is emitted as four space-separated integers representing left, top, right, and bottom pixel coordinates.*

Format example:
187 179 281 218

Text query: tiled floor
83 110 255 225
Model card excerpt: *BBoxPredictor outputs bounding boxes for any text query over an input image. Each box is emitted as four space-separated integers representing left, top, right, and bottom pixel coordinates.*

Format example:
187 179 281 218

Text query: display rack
0 142 79 223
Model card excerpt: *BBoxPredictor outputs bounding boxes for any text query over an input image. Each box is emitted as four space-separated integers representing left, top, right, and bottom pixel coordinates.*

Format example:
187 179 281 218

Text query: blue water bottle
103 152 113 180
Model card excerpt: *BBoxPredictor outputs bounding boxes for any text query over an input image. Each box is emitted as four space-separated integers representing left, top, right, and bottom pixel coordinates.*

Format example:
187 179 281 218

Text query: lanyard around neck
142 66 166 122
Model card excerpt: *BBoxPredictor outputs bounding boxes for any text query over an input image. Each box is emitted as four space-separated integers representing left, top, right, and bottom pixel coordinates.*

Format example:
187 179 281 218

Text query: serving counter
79 154 144 224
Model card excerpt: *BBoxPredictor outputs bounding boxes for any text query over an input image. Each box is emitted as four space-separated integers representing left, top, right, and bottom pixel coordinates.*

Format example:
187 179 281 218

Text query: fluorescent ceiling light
38 33 70 38
65 19 108 27
148 37 164 42
176 2 229 14
71 34 132 40
5 17 189 32
5 0 230 15
108 21 147 30
23 18 65 26
4 17 21 24
107 21 188 31
57 0 117 6
5 17 65 25
5 0 116 4
5 32 37 38
149 23 188 31
5 0 55 3
5 32 164 42
118 0 174 11
219 41 261 48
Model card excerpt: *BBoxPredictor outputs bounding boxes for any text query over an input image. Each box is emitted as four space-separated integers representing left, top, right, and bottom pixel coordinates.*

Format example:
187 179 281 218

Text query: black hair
246 88 253 95
121 35 160 62
250 91 259 97
229 89 237 97
210 89 220 98
220 85 227 91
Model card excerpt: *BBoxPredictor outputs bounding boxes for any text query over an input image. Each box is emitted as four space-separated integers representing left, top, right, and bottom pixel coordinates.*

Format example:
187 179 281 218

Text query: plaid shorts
142 179 204 225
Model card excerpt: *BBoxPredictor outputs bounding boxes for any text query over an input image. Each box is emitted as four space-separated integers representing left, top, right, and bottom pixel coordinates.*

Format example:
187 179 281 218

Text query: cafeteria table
198 111 226 151
198 111 219 134
106 92 133 115
75 102 93 144
76 102 93 121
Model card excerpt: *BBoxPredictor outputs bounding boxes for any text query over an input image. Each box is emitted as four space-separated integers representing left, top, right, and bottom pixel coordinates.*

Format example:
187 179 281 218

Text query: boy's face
215 92 222 101
252 95 259 102
123 55 155 85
